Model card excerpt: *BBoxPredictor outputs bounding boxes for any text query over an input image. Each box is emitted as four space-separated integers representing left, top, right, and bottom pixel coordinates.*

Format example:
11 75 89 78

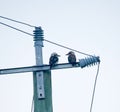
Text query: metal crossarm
0 63 80 75
0 55 100 75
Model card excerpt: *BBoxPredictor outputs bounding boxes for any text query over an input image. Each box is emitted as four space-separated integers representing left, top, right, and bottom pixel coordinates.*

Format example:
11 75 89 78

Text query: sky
0 0 120 112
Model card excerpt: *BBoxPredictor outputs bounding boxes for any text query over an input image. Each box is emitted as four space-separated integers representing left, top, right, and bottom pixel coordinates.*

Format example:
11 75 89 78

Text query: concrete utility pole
0 26 100 112
33 27 53 112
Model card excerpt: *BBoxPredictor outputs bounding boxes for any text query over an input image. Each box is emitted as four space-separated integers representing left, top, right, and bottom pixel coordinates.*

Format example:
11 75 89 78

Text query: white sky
0 0 120 112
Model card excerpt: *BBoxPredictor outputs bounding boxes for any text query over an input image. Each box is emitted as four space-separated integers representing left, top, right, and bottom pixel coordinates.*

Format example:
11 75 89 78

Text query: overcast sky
0 0 120 112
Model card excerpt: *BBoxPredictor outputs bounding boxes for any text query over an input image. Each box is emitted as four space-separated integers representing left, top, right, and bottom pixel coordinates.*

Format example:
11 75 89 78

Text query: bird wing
49 56 59 66
68 54 76 63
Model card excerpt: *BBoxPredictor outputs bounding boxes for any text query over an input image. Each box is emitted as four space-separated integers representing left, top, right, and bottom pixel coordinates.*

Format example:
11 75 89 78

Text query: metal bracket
36 71 45 99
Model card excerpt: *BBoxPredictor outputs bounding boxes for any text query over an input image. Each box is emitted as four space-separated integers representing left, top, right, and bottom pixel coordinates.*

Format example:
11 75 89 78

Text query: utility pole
0 26 100 112
33 27 53 112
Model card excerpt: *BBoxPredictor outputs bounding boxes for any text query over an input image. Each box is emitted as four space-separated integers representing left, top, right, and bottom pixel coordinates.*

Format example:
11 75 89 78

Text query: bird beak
57 54 60 57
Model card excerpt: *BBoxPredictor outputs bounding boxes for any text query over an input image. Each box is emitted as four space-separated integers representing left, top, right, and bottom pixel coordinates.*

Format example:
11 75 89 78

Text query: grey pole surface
34 27 45 99
33 27 53 112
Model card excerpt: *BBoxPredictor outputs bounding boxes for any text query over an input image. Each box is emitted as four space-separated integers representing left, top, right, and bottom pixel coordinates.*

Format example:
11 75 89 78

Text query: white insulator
79 56 100 68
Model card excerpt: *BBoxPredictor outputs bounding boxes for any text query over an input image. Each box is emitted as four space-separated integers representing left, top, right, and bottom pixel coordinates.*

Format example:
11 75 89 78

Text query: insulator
33 27 44 41
79 56 100 68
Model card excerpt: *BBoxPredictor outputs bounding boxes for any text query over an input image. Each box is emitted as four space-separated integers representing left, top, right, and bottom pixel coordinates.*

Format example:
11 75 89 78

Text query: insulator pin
33 27 44 41
79 56 100 68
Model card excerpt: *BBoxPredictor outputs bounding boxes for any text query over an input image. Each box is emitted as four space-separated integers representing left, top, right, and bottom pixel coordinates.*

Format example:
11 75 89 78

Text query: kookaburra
49 52 60 69
66 51 76 66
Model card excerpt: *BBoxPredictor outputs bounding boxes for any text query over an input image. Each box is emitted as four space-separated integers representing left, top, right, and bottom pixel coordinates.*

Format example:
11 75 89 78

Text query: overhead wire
0 16 35 28
44 39 94 57
31 96 34 112
90 62 100 112
0 21 33 36
0 21 94 57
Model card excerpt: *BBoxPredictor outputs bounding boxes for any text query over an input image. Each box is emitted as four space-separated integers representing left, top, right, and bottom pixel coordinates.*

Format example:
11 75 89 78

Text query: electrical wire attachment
79 56 100 68
33 27 44 41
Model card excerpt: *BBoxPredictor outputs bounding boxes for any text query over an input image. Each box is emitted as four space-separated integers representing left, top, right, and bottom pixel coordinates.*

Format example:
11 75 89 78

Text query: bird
49 52 60 69
66 51 76 66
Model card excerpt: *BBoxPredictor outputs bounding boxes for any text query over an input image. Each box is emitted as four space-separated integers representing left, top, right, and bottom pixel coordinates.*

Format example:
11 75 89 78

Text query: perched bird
49 52 60 69
66 51 76 66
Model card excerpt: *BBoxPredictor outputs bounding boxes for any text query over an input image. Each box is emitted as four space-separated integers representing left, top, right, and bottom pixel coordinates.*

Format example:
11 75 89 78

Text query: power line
31 96 34 112
0 21 95 57
44 39 94 57
0 21 33 36
90 63 100 112
0 16 35 28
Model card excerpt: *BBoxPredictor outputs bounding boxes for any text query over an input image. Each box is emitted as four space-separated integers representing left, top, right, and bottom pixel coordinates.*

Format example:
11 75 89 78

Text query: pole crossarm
0 62 80 75
0 56 100 75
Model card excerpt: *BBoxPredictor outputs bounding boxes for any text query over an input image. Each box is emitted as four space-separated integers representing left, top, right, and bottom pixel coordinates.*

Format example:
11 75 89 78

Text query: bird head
51 52 60 57
66 51 75 56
